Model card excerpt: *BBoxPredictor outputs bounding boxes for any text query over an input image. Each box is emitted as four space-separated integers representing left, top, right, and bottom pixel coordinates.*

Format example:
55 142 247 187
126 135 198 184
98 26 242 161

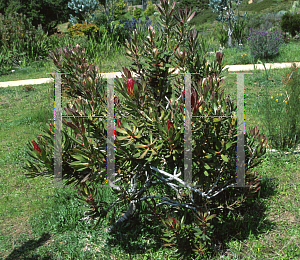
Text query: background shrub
232 14 248 45
112 0 127 20
68 0 98 26
133 7 143 19
248 28 284 59
280 12 300 37
144 1 156 16
0 0 73 35
177 0 210 16
0 12 50 74
128 5 135 15
66 22 99 38
117 16 162 43
244 12 285 37
93 8 109 29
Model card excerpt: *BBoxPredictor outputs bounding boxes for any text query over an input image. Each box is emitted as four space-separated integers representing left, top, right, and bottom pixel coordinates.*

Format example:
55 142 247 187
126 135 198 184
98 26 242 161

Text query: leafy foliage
128 5 135 15
248 28 284 59
159 208 216 257
133 7 143 19
117 16 162 43
217 23 229 47
280 12 300 37
0 0 72 35
209 0 247 47
92 6 109 28
232 13 248 45
177 0 210 15
0 12 50 75
112 0 127 20
68 0 98 25
66 22 99 38
144 1 156 16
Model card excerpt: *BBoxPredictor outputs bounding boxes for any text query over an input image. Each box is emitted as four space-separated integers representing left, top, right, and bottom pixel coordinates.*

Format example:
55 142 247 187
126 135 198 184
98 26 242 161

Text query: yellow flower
277 93 278 95
285 101 288 104
244 53 247 55
271 96 273 99
241 54 243 57
276 99 278 102
280 93 282 96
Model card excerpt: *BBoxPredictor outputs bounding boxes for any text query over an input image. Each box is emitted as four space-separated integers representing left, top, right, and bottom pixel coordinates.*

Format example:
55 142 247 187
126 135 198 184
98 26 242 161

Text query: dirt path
1 62 300 88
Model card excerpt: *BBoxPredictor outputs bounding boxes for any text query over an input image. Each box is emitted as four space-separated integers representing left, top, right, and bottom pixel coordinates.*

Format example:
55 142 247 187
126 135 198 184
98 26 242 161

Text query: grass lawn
0 64 299 259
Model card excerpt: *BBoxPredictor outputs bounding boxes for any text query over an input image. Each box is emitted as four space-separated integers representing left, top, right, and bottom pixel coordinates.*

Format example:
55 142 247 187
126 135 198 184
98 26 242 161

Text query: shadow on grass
4 233 54 260
103 176 279 259
209 176 279 257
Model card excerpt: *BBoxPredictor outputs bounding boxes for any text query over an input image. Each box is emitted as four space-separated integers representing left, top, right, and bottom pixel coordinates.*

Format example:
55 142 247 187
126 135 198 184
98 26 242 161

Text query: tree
0 0 74 35
68 0 99 25
209 0 246 47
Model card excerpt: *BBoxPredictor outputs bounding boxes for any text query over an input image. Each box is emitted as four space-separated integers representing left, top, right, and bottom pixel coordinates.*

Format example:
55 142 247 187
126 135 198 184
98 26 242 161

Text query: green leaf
204 170 209 176
121 138 134 147
204 163 211 170
115 126 128 134
138 148 149 159
72 154 89 161
135 143 148 148
133 151 141 158
205 214 217 221
155 143 163 150
226 141 233 150
221 154 229 162
204 153 212 159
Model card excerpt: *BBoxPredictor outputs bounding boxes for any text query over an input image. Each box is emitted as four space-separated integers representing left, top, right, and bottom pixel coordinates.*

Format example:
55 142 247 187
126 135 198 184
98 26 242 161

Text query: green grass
0 59 57 82
0 50 133 83
0 65 299 259
240 0 293 13
221 41 300 66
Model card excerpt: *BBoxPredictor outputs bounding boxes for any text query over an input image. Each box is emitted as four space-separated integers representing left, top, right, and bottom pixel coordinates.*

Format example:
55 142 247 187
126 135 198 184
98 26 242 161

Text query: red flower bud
167 119 174 131
117 119 122 128
179 105 184 115
127 78 135 97
260 141 263 150
32 140 41 154
49 122 54 134
172 217 176 224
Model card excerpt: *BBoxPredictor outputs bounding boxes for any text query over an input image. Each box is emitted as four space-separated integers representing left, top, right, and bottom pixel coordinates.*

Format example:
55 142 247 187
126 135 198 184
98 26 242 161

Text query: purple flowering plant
247 28 284 60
